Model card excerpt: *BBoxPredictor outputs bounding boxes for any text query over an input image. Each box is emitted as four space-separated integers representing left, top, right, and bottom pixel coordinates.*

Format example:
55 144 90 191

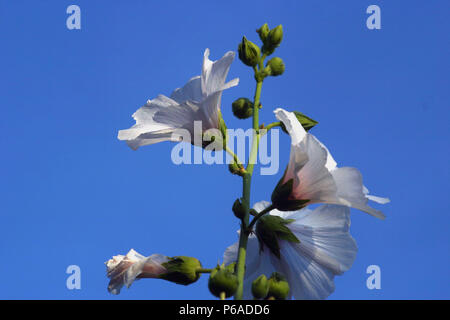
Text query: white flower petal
285 205 357 274
275 108 388 219
252 200 271 213
274 108 306 145
170 76 203 104
292 135 338 203
223 204 358 300
279 242 335 300
106 249 169 295
202 49 239 96
363 186 391 204
118 49 238 150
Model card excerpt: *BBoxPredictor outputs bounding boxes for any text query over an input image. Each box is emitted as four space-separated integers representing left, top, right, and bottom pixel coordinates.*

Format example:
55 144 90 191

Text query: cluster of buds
251 272 290 300
234 23 286 121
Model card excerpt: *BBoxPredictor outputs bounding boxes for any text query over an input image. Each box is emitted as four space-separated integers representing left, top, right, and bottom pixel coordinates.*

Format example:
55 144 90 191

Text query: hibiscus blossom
224 201 357 299
118 49 239 150
105 249 169 294
272 108 389 219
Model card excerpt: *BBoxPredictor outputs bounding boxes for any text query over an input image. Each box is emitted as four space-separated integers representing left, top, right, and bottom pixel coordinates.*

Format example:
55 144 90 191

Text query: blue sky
0 1 448 299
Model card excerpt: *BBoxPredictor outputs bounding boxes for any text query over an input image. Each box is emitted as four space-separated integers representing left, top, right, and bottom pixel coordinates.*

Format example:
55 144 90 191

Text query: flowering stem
234 63 265 299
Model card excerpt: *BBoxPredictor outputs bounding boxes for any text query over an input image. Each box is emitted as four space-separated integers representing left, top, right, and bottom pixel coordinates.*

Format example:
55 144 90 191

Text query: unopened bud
238 36 261 67
159 256 202 285
208 265 239 298
232 198 247 219
268 25 283 47
232 98 253 119
266 57 285 76
267 272 289 300
256 23 270 43
252 274 269 299
262 25 283 56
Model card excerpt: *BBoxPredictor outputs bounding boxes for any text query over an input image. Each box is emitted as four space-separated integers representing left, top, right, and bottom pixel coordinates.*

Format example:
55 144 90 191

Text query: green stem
234 71 265 300
247 204 275 232
234 173 251 300
225 146 244 167
220 292 226 300
262 121 281 134
196 268 213 274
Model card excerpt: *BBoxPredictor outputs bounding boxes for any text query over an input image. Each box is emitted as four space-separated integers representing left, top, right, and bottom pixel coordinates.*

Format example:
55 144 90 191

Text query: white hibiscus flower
224 201 358 300
272 108 389 219
118 49 239 150
105 249 169 294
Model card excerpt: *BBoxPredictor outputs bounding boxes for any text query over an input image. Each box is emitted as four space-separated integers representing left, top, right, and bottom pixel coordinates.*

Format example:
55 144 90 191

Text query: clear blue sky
0 1 448 299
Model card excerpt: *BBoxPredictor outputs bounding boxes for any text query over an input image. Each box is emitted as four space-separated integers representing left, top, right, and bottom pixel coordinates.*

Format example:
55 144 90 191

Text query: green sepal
255 214 300 259
271 175 310 211
159 256 202 285
280 111 318 133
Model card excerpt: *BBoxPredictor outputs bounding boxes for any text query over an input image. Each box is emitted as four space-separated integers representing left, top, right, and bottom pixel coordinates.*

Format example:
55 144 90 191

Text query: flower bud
262 25 283 56
159 256 202 285
208 265 239 298
266 57 285 76
251 274 269 299
267 272 290 300
232 97 253 119
238 36 261 67
256 23 270 43
268 25 283 47
232 198 247 219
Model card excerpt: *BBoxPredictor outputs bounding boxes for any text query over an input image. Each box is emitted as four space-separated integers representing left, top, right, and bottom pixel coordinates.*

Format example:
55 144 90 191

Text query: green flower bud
238 36 261 67
256 23 270 43
267 272 290 300
159 256 202 285
266 57 285 76
252 274 269 299
232 98 253 119
232 198 247 219
208 265 239 298
268 25 283 47
262 25 283 56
